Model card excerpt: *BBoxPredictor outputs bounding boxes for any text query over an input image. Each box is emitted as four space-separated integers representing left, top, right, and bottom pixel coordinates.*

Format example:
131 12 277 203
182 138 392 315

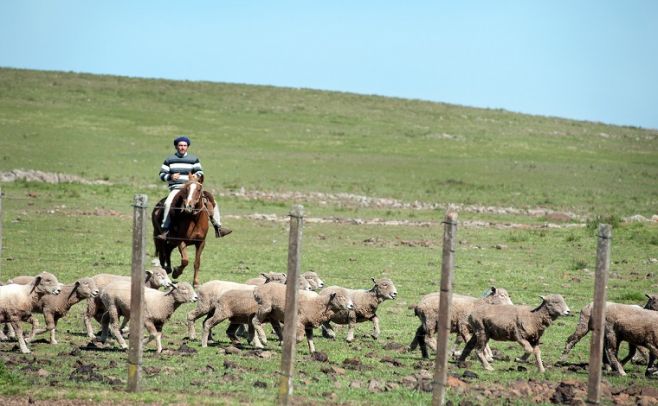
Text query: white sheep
320 277 397 342
559 294 658 364
457 294 571 372
85 266 173 338
0 272 62 353
199 288 266 348
98 281 197 353
409 287 513 359
252 283 354 353
188 276 311 341
27 277 99 345
604 307 658 376
187 280 258 340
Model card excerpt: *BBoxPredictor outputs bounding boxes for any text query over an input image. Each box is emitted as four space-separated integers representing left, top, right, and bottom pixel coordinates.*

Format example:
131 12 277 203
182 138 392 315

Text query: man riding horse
157 135 232 240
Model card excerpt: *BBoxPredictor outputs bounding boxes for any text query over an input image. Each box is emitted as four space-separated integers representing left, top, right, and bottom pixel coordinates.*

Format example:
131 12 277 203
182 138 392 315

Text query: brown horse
152 175 213 287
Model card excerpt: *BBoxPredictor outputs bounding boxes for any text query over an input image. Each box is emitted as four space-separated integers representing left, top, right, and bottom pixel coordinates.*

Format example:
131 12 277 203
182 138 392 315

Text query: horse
152 175 213 288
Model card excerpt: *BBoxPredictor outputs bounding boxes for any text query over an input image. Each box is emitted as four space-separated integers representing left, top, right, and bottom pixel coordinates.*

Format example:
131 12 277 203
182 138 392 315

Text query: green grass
0 68 657 405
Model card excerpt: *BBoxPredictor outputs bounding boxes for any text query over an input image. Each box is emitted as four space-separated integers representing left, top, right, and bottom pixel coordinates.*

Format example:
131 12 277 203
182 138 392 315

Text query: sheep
27 277 99 345
98 281 198 353
0 272 61 353
409 287 513 359
199 288 267 348
187 280 259 340
603 307 658 376
252 283 354 353
457 294 571 372
85 266 173 338
320 278 397 342
188 276 311 341
559 294 658 364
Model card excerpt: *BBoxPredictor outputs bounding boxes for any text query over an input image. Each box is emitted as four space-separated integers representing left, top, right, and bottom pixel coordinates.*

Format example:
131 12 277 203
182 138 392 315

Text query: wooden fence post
278 205 304 405
127 194 148 392
432 212 458 406
586 223 611 404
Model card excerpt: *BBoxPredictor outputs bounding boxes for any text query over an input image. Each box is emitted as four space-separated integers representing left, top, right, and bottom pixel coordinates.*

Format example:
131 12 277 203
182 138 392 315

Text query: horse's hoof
172 268 183 279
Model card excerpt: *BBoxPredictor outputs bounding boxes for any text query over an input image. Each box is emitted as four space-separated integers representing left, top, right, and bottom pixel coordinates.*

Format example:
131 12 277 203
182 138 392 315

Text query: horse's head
180 174 204 214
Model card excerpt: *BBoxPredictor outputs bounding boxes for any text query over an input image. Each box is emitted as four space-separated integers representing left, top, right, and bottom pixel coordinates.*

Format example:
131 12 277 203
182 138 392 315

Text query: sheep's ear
539 295 545 301
74 281 81 288
647 294 651 299
490 286 497 293
330 292 336 300
145 269 153 276
371 277 376 285
33 276 42 287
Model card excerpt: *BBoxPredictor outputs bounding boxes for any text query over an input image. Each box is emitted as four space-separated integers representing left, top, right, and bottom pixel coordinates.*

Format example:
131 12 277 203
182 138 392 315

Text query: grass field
0 67 657 405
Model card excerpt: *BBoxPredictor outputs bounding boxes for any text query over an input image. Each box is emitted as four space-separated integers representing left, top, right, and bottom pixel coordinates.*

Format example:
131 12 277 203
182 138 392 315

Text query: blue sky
1 1 657 129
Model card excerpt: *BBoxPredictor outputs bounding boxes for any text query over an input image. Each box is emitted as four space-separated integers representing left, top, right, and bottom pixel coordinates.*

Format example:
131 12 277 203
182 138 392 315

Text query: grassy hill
0 68 657 405
1 67 656 218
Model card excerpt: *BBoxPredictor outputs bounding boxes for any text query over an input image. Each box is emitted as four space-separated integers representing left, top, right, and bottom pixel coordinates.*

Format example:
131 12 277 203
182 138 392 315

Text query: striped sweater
159 152 204 190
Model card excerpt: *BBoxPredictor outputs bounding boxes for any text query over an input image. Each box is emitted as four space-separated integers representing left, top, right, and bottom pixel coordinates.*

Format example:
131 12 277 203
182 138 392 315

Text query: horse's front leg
193 241 206 288
173 242 189 279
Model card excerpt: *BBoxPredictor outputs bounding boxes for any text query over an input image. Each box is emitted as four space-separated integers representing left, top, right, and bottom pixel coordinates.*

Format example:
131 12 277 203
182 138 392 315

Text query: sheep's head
645 294 658 311
328 289 354 311
303 271 324 290
484 287 513 305
74 277 100 298
371 277 397 300
168 282 198 303
146 266 173 288
540 294 571 318
32 272 61 295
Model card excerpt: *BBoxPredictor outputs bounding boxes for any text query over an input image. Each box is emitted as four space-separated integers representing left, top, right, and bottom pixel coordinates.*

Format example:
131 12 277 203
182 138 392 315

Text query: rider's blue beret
173 136 191 146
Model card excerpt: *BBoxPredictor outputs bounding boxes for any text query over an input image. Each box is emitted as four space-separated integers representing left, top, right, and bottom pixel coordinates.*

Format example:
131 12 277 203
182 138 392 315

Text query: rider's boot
214 224 232 238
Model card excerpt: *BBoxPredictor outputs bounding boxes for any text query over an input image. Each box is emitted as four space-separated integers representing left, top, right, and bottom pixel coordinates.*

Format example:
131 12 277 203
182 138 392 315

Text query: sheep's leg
620 343 638 366
559 312 590 362
142 320 159 352
532 345 545 373
457 335 478 368
603 327 626 376
186 302 210 340
370 315 380 340
304 326 315 353
409 324 421 350
99 312 110 343
245 322 264 349
321 321 336 339
474 336 494 371
30 312 58 344
107 307 128 349
226 323 239 344
252 320 267 345
201 309 226 348
409 324 430 359
10 321 30 354
270 320 283 342
346 313 357 342
0 325 8 341
84 299 100 338
6 323 17 339
235 324 248 338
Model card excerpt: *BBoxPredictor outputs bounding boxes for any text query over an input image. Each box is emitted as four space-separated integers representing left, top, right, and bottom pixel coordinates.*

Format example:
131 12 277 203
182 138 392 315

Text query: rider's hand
172 173 180 181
